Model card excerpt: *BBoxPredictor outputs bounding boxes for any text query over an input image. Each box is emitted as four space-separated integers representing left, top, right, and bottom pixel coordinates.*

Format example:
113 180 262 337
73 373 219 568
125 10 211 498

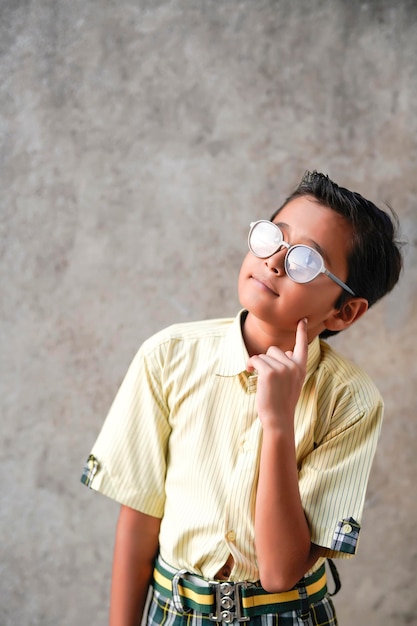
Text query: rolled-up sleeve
81 337 171 518
298 362 383 558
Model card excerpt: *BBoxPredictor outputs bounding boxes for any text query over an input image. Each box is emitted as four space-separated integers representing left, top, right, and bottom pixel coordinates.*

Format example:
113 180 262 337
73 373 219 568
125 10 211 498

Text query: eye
249 221 283 257
285 246 323 283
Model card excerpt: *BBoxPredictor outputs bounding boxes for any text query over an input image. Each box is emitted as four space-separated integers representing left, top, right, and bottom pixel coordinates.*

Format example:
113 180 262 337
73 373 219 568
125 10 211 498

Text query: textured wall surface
1 1 416 625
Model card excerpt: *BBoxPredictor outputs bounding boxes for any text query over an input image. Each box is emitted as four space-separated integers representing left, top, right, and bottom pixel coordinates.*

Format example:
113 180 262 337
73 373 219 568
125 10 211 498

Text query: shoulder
131 317 236 381
317 340 383 409
146 316 234 343
139 316 235 356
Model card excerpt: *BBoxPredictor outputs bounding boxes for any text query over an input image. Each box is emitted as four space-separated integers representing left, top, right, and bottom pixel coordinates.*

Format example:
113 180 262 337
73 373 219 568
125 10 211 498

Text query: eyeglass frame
248 220 356 296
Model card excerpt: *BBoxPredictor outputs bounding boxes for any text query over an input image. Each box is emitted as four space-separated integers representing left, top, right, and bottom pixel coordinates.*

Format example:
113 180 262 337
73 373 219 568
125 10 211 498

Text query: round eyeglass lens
285 245 323 283
249 221 283 257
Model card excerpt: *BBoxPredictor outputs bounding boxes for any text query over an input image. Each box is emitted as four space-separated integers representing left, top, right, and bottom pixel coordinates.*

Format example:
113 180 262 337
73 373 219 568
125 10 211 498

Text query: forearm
110 506 161 626
255 427 319 592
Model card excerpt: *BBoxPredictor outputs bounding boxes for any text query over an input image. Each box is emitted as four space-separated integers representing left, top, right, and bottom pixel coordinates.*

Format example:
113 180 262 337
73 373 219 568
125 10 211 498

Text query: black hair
270 171 404 338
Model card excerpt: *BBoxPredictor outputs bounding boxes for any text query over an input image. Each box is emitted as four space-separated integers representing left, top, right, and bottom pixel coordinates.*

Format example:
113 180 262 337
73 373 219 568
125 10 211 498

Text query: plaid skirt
146 585 338 626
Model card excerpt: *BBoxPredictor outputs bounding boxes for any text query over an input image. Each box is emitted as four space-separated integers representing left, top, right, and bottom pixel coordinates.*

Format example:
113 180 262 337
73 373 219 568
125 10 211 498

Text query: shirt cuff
330 517 360 554
81 454 99 488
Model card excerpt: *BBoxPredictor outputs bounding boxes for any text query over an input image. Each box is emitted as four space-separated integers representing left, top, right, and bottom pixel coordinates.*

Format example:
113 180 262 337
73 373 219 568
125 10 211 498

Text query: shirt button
226 530 236 542
242 441 251 452
342 523 353 534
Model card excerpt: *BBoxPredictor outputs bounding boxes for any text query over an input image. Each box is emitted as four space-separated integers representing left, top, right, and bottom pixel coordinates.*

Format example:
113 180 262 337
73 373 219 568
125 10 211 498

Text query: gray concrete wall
1 1 416 624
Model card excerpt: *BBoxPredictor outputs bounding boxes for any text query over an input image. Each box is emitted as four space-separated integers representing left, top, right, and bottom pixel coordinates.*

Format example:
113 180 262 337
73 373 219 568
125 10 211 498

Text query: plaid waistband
153 556 328 619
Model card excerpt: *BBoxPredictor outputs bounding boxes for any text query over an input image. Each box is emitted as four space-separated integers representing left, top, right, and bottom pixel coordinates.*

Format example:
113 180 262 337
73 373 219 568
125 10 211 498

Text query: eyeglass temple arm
324 270 356 296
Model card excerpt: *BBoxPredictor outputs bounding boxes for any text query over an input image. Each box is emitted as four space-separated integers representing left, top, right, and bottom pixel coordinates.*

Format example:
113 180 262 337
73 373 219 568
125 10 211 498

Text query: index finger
292 318 308 368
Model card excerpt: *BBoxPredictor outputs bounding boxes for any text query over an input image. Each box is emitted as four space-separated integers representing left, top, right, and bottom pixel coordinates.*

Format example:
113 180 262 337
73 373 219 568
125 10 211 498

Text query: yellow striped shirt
85 311 383 581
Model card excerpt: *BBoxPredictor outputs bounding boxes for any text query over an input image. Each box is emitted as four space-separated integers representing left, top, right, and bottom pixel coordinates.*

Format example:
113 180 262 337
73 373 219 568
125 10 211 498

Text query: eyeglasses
248 220 355 296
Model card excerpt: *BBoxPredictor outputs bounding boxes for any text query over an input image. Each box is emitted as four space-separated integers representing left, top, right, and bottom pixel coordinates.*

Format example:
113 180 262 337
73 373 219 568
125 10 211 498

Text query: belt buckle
209 580 250 623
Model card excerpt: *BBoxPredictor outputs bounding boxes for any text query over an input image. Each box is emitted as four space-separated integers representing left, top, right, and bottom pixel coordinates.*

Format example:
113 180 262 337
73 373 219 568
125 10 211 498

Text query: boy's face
238 196 353 341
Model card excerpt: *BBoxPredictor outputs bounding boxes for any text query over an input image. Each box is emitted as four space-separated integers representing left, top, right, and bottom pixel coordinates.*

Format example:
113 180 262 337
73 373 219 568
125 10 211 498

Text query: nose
264 245 288 275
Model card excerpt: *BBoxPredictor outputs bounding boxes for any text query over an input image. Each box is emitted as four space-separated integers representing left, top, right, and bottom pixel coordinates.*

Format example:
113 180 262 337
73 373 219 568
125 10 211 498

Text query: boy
81 171 402 626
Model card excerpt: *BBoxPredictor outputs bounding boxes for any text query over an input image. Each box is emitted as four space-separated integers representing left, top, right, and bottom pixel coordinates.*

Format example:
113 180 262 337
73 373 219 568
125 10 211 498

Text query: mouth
251 275 279 296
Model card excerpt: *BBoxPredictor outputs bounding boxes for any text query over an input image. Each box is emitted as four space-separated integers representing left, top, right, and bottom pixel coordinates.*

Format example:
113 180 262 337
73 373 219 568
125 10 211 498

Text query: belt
153 556 328 622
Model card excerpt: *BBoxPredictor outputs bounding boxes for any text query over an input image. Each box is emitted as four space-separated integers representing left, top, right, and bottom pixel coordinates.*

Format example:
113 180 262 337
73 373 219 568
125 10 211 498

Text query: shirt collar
305 335 321 382
216 310 250 376
216 310 322 379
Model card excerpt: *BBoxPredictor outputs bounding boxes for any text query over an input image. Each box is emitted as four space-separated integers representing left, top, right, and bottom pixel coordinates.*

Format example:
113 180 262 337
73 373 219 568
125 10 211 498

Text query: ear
324 298 369 333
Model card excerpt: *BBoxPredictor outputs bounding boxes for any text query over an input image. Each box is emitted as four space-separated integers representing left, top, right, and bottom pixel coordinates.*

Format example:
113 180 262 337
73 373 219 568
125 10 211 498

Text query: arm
255 425 325 591
110 505 161 626
248 319 325 592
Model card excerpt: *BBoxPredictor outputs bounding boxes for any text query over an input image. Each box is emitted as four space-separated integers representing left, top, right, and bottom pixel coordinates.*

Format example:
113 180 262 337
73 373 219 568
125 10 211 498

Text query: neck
242 312 298 356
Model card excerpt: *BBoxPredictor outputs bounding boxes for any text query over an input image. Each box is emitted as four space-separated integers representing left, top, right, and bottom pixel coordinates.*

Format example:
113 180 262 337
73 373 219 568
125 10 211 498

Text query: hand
246 319 308 431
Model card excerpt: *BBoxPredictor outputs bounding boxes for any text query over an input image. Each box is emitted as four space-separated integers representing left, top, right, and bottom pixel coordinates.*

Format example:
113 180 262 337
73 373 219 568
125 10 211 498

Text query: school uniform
82 310 383 624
